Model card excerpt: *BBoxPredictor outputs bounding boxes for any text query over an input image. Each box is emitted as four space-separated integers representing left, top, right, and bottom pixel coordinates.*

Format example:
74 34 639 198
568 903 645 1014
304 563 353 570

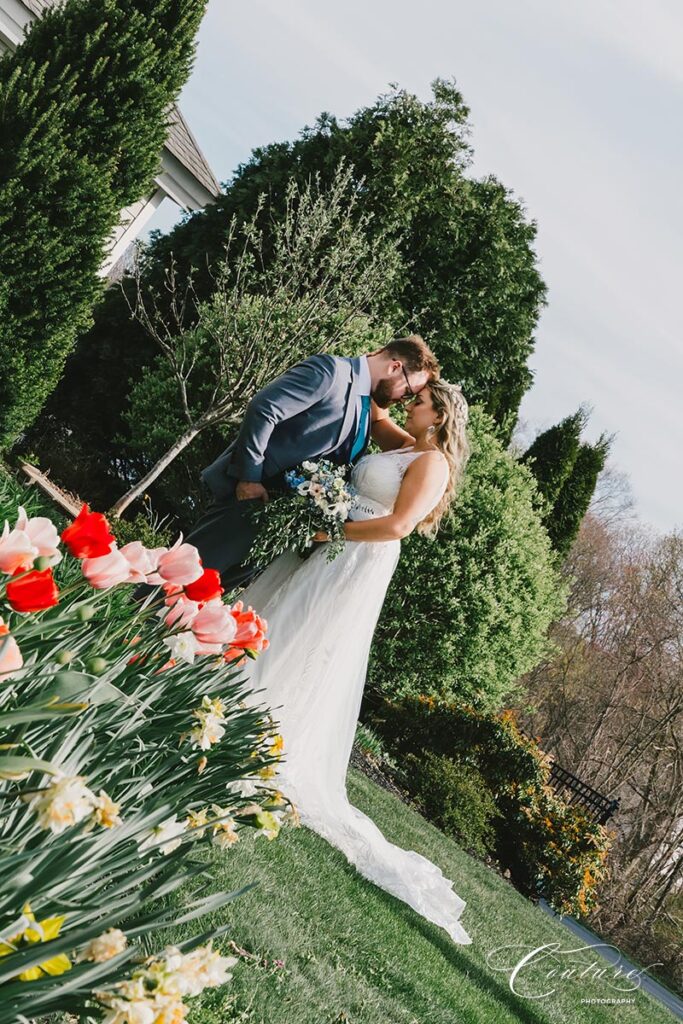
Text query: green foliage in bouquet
0 472 296 1020
369 406 569 710
0 0 208 445
368 694 614 917
249 460 360 570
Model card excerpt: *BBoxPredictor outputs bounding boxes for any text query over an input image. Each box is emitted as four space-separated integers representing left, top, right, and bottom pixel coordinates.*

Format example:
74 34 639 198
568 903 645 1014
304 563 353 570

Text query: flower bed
0 476 297 1021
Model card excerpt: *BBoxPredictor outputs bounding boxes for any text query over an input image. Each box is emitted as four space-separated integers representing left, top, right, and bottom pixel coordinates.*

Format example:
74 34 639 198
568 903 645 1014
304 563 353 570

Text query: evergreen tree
22 78 546 499
546 434 612 557
0 0 208 445
520 407 589 512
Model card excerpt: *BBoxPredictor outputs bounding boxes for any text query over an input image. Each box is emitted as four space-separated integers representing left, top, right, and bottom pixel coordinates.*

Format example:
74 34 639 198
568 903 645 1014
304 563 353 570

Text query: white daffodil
138 814 187 856
189 712 226 751
161 943 238 997
226 777 260 798
209 805 239 850
78 927 128 963
99 995 155 1024
163 631 198 665
26 773 97 835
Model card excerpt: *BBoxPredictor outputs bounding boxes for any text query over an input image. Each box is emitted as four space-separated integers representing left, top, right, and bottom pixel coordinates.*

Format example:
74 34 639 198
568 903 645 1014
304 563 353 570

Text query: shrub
369 695 613 916
0 0 208 445
403 752 501 858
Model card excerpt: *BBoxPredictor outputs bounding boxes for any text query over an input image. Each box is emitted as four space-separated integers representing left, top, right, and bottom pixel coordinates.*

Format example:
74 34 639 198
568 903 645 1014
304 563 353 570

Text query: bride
236 378 473 946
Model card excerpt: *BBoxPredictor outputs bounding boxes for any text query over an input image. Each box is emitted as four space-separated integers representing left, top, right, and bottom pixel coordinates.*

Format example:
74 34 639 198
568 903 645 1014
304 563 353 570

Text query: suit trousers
185 472 289 592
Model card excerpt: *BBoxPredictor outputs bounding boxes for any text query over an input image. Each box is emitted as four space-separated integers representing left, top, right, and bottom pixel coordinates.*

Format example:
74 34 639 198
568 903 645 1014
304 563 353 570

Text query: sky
147 0 683 536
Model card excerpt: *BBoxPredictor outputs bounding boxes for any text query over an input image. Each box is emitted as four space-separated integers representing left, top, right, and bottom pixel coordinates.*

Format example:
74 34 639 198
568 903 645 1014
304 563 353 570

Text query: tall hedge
0 0 208 446
367 407 568 710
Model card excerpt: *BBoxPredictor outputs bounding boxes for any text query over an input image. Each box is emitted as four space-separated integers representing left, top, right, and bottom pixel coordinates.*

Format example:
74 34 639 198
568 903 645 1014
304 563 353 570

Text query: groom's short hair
380 335 441 380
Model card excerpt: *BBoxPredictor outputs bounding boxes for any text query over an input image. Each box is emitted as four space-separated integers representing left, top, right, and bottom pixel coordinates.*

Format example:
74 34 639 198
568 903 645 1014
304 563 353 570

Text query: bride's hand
312 530 330 543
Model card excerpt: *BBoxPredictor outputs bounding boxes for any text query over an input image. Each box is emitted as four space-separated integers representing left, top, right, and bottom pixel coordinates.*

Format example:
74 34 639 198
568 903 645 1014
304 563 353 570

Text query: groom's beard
370 379 395 408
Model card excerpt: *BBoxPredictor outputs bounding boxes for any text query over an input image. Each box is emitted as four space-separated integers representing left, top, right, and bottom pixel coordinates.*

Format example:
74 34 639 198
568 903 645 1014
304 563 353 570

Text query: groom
186 335 440 589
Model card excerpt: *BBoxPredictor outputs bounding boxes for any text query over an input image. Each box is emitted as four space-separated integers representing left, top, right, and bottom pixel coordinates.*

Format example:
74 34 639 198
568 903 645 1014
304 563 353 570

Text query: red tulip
61 504 115 559
6 568 59 613
183 567 223 604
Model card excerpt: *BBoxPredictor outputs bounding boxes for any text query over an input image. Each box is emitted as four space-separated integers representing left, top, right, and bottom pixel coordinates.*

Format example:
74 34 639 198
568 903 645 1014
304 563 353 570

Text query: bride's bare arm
314 452 447 543
370 401 416 451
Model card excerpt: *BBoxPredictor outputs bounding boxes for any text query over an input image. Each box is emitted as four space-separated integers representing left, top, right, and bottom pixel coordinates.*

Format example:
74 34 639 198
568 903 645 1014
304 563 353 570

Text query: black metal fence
519 729 620 825
547 762 620 826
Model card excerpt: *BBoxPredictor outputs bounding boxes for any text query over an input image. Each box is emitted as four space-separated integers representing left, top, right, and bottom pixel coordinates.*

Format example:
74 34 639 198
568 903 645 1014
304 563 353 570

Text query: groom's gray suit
186 353 371 589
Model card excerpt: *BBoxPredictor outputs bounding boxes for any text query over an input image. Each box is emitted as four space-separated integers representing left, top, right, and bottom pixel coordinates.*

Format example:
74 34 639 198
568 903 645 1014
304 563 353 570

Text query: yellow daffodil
186 808 210 829
0 903 71 981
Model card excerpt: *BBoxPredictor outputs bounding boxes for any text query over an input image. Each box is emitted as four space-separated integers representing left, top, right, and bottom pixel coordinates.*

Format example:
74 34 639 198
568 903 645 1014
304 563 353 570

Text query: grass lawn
158 768 676 1024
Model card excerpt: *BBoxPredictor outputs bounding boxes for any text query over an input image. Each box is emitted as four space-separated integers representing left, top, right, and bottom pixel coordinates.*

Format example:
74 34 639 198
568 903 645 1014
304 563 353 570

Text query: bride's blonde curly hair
416 379 471 538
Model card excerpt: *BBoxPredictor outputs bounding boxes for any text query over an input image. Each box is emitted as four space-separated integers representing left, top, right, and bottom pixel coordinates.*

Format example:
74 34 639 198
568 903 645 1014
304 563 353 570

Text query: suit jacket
201 354 368 501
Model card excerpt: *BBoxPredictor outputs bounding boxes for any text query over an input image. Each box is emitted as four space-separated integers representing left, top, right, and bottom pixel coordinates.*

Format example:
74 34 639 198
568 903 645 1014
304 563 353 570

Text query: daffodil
253 810 280 841
77 927 127 963
0 902 71 981
186 808 209 829
94 789 122 828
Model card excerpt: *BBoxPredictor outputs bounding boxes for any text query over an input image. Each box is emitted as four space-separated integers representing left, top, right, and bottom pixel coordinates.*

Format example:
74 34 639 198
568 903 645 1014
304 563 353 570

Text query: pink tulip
163 594 200 630
191 600 237 647
0 619 23 679
0 524 38 575
82 547 132 589
193 638 224 656
15 507 62 565
155 538 203 587
120 541 159 583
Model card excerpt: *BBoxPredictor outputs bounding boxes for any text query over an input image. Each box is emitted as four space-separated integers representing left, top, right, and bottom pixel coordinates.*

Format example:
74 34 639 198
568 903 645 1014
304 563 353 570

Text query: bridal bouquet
250 459 359 567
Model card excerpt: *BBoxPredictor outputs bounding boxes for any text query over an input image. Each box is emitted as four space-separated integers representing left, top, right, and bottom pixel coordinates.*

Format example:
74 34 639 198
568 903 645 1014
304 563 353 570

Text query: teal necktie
350 395 371 462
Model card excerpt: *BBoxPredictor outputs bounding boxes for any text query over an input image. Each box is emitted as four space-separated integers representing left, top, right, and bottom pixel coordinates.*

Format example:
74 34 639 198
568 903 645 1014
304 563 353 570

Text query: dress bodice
349 447 448 521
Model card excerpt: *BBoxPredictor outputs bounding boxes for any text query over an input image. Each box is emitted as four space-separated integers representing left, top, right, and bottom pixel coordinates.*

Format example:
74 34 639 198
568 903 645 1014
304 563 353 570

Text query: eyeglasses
398 363 416 403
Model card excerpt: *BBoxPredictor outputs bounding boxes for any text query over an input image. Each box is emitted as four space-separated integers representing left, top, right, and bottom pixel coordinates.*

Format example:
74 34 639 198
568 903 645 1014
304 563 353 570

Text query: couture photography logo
485 940 662 1003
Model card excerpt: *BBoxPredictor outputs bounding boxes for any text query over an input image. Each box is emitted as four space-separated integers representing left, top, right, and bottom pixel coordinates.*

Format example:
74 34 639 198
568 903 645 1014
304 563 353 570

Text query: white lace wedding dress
236 446 472 945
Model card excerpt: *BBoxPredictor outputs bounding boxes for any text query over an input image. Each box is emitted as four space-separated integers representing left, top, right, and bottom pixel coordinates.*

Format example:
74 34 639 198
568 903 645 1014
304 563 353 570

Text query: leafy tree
115 166 398 519
548 435 612 557
367 407 568 710
22 78 546 497
0 0 208 445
